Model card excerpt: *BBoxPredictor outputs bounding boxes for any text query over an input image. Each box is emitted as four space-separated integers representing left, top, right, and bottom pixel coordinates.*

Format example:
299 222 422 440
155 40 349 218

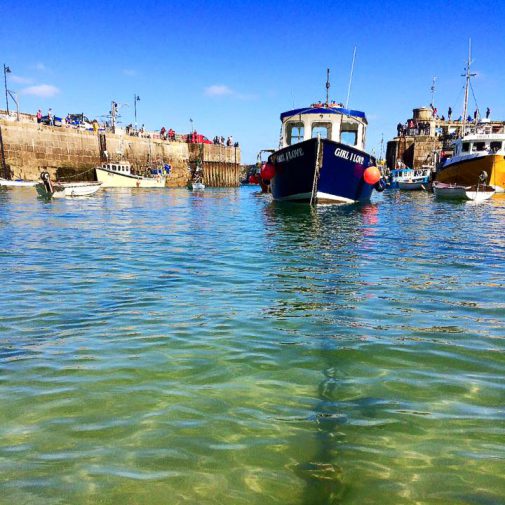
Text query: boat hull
36 181 102 198
0 179 38 187
269 138 375 203
96 168 166 188
433 181 495 202
398 181 429 190
436 154 505 192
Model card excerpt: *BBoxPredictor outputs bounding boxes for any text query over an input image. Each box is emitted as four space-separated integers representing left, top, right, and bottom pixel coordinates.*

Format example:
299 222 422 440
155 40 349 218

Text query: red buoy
260 162 275 181
363 166 381 185
249 174 258 184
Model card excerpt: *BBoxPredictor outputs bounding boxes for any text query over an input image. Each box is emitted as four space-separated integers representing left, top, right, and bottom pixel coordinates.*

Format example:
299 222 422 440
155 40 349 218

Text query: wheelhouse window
287 122 304 145
340 121 359 146
461 142 470 153
311 122 331 139
473 142 486 151
490 141 502 152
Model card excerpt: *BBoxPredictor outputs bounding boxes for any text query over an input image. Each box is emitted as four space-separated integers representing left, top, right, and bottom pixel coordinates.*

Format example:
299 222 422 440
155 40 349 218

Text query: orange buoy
363 166 381 185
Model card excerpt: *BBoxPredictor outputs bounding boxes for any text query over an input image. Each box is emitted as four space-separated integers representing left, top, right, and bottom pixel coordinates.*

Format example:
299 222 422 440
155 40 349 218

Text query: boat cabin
280 105 368 150
102 161 132 175
453 134 505 157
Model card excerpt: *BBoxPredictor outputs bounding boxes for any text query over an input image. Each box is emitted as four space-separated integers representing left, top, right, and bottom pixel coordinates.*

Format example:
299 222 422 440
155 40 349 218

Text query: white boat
433 181 495 202
191 182 205 191
95 160 166 188
0 178 38 187
36 172 102 199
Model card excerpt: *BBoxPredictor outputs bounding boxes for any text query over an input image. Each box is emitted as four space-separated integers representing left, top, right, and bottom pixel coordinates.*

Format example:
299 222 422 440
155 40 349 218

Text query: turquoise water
0 186 504 505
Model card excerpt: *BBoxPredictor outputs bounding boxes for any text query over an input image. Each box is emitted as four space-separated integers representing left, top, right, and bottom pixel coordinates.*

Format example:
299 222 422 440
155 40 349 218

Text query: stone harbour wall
0 120 241 187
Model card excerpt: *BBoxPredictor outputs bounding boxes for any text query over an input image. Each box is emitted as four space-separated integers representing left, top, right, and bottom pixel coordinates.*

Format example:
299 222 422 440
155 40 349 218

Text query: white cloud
122 69 137 76
204 84 234 97
10 75 33 84
204 84 256 101
21 84 60 98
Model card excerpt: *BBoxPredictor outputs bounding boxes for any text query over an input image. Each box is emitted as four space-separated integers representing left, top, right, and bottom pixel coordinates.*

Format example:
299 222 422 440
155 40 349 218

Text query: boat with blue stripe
259 96 383 204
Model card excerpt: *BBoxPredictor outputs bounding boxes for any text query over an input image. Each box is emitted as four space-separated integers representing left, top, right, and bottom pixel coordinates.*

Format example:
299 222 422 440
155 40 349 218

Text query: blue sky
2 0 505 163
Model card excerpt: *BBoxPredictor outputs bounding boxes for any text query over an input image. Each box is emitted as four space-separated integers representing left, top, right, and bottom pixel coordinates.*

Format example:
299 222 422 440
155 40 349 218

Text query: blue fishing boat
390 167 431 190
259 75 383 204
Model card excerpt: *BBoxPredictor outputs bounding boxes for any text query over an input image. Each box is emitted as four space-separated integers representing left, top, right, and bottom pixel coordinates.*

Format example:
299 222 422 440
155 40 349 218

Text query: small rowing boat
36 172 102 199
433 181 495 202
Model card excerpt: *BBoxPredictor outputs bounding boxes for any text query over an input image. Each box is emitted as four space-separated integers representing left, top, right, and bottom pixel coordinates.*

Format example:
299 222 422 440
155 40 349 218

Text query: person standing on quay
448 107 452 120
486 107 491 119
36 109 42 123
47 108 53 126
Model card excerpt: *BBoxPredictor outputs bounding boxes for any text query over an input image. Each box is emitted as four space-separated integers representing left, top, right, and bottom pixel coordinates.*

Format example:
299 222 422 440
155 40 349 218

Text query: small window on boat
287 122 304 145
473 142 486 151
107 164 111 169
341 130 357 146
311 122 331 140
340 121 359 146
490 141 501 151
461 142 470 153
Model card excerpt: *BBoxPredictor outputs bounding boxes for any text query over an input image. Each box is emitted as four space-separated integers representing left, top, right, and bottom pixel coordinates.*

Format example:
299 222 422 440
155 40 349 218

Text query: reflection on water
0 187 504 505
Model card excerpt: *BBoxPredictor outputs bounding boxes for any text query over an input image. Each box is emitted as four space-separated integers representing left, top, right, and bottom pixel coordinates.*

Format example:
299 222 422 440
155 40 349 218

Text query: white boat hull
0 178 38 187
36 181 102 198
96 168 166 188
191 182 205 191
433 182 495 202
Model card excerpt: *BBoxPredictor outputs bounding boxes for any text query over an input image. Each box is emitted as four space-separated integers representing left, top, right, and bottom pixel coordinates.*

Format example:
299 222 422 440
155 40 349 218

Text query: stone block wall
0 119 241 187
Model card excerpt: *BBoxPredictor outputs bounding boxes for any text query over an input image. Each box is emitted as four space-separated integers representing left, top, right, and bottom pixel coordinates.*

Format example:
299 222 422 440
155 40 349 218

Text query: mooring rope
57 166 96 180
310 137 323 205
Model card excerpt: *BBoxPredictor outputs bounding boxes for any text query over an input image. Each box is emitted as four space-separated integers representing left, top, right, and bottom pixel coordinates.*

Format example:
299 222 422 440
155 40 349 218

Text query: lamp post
3 64 11 115
190 118 193 133
134 94 140 128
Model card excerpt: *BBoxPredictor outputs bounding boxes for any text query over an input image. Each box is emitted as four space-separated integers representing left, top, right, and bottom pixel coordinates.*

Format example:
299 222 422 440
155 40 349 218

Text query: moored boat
435 41 505 192
95 160 166 188
391 167 431 190
191 182 205 191
436 131 505 192
260 98 383 203
0 178 38 187
433 180 495 202
36 172 102 199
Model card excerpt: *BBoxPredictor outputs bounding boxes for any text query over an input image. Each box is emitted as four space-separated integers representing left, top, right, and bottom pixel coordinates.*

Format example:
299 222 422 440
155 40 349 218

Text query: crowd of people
397 105 492 137
33 108 238 147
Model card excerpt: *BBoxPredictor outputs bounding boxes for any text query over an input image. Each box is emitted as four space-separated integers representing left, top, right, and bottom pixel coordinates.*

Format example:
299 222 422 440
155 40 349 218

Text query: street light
190 118 193 133
134 94 140 128
3 64 11 115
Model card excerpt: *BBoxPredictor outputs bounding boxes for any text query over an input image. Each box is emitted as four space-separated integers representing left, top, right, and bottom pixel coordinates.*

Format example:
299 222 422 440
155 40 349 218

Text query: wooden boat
0 178 37 187
95 160 166 188
433 181 495 202
36 172 102 199
436 43 505 193
256 70 384 204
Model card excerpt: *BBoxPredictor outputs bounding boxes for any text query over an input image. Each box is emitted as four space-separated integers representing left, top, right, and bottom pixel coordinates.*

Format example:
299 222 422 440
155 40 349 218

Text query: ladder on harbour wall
0 126 10 179
99 133 107 161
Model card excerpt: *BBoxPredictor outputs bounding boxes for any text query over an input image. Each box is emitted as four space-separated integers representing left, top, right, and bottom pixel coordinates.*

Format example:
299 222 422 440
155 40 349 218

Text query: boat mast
461 39 476 137
345 46 357 109
430 76 437 109
325 68 330 106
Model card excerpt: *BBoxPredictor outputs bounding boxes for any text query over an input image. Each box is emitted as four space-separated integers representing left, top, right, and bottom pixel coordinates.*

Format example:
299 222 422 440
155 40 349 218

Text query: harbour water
0 186 504 505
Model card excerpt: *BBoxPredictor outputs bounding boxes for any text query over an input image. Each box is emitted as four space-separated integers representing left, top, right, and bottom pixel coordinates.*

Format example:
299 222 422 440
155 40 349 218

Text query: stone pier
0 118 241 187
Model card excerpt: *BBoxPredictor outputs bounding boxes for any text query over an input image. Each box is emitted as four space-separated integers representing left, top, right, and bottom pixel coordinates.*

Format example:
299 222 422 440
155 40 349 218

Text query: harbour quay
386 105 505 169
0 113 241 187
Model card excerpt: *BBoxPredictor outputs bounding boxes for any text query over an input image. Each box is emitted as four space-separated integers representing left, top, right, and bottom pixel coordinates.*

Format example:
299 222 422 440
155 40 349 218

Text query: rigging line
57 166 96 180
469 80 480 117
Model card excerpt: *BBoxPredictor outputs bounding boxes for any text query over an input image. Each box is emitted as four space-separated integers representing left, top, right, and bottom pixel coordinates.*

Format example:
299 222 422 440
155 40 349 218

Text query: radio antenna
325 68 330 106
345 46 357 108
